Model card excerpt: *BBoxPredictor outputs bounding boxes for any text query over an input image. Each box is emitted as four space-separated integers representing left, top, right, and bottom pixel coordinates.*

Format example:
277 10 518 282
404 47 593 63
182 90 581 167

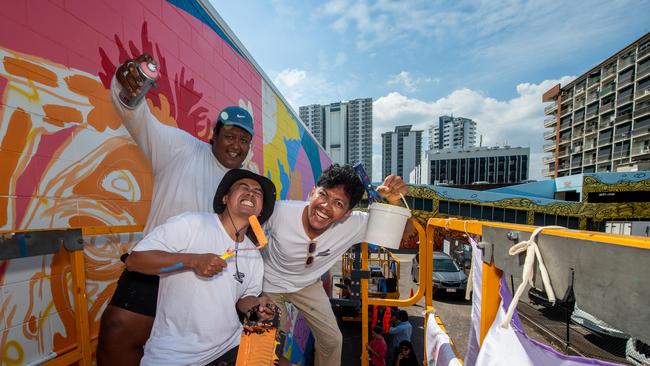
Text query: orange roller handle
248 215 268 248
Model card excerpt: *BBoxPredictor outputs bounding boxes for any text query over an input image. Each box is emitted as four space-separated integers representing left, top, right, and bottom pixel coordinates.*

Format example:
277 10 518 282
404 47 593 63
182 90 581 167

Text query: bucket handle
399 193 410 210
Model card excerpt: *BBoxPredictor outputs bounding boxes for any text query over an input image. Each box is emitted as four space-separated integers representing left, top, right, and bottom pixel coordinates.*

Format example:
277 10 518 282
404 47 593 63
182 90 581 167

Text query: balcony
598 137 613 146
618 75 634 88
541 168 554 177
599 85 615 97
543 143 556 152
544 130 557 139
636 88 650 101
639 46 650 61
574 113 585 123
583 155 596 165
600 102 615 113
597 154 611 163
586 109 599 120
619 55 635 70
544 117 557 128
542 155 555 164
575 86 585 95
571 159 582 168
587 93 599 104
632 124 650 137
614 132 631 141
617 94 633 106
573 130 584 139
638 65 650 80
544 103 558 115
584 140 597 150
631 144 650 156
559 120 572 130
558 148 570 157
560 106 573 117
635 105 650 118
602 67 616 81
600 119 614 129
584 125 597 135
557 163 569 171
588 78 600 89
615 111 633 123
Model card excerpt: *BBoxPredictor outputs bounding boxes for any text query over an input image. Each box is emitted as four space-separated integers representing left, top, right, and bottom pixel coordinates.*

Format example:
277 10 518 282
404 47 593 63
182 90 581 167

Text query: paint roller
220 215 268 260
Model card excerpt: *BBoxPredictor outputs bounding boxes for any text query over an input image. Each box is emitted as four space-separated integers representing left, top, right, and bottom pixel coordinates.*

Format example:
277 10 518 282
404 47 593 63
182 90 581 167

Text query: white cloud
272 68 358 110
387 71 439 93
372 75 575 181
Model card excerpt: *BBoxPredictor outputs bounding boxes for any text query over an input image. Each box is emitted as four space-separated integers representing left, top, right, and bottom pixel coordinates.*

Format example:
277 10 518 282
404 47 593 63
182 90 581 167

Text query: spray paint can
117 59 159 109
353 162 382 203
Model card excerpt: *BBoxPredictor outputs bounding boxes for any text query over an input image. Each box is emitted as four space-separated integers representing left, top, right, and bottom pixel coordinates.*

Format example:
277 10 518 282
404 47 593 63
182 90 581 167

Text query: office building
424 146 529 185
542 32 650 178
382 125 423 180
429 116 477 150
299 98 373 176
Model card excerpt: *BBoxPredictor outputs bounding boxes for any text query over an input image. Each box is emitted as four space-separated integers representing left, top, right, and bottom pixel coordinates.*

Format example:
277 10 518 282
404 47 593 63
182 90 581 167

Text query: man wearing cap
125 169 277 366
97 53 257 365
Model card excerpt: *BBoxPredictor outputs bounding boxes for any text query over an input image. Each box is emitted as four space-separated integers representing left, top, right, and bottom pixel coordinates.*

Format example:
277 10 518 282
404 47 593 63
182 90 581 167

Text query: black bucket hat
213 169 276 225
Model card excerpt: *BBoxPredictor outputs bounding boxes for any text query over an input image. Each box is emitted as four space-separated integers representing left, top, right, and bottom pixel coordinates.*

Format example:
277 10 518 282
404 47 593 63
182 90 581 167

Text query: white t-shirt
111 77 228 234
261 201 368 293
132 212 264 366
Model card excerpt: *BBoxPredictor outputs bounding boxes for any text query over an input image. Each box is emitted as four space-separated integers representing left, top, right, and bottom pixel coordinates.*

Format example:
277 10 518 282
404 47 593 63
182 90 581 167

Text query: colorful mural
0 1 330 364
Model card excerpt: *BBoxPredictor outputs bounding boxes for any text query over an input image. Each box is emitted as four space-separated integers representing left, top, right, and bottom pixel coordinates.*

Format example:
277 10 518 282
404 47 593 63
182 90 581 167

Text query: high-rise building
423 146 529 185
298 104 323 144
299 98 373 177
382 125 423 180
542 32 650 178
429 116 477 150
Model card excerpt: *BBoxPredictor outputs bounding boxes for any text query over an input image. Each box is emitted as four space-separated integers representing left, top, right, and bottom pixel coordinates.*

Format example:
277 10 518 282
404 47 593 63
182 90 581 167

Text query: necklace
225 209 245 283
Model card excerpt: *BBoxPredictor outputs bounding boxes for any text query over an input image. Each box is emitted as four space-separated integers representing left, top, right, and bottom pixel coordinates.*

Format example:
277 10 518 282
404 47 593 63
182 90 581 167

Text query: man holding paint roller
262 163 411 366
98 53 258 365
125 169 277 366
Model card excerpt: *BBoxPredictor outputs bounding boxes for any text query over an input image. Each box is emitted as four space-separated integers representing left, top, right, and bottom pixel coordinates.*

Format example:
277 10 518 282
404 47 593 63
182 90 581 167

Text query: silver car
411 251 468 295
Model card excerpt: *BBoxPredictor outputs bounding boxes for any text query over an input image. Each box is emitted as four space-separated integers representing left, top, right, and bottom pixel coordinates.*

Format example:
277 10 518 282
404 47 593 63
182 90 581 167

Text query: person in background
388 310 413 365
367 326 388 366
394 340 418 366
97 52 256 366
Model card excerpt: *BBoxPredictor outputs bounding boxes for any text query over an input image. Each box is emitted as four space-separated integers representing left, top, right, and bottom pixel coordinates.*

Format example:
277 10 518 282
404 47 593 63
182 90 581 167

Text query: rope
501 225 565 328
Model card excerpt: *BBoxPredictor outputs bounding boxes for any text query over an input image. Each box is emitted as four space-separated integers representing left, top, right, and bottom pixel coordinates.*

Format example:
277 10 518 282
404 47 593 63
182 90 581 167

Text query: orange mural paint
42 104 83 127
0 108 32 226
4 57 58 88
65 74 122 132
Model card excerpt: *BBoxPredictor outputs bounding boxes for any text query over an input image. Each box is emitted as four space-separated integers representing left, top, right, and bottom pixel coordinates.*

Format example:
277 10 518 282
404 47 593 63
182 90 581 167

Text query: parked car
411 251 467 295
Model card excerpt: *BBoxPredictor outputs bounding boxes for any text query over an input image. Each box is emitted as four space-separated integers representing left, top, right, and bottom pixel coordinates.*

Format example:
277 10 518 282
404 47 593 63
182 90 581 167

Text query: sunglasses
306 240 317 266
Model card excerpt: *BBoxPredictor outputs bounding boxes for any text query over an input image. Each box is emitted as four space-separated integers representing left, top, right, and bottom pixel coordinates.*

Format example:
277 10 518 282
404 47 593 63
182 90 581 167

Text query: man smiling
98 53 257 365
261 164 410 366
125 169 277 366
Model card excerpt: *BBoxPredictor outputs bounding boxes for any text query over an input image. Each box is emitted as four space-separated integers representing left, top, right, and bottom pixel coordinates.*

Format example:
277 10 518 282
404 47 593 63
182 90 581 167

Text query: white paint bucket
364 202 412 249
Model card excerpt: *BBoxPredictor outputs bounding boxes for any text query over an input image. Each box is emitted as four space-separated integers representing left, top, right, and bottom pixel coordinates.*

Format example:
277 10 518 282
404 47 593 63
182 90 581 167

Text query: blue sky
210 0 650 181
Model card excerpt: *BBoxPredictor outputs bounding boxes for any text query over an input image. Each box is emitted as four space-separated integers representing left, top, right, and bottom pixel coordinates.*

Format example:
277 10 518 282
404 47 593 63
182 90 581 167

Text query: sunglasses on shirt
306 240 316 266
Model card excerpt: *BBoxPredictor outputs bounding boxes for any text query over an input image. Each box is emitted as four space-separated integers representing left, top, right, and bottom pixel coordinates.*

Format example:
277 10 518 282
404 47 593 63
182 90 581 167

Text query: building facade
299 98 373 176
429 115 477 150
425 146 529 185
382 125 423 180
542 32 650 178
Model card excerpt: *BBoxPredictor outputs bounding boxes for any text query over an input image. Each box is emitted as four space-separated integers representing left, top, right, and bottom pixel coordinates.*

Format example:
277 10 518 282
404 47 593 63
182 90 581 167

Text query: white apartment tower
299 98 373 177
382 125 423 180
429 116 477 150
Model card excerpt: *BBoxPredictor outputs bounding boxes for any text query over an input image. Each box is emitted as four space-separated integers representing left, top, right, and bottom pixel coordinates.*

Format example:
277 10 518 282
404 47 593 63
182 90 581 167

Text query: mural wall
0 1 330 364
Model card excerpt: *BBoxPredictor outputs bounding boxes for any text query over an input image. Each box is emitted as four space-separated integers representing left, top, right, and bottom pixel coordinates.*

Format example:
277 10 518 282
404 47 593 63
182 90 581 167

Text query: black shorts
109 268 159 317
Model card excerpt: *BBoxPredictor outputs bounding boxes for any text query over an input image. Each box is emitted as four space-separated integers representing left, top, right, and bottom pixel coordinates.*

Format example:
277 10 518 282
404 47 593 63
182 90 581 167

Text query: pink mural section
0 0 331 364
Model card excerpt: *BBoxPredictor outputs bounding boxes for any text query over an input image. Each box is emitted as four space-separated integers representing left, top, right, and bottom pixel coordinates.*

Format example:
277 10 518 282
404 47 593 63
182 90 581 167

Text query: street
332 251 473 365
